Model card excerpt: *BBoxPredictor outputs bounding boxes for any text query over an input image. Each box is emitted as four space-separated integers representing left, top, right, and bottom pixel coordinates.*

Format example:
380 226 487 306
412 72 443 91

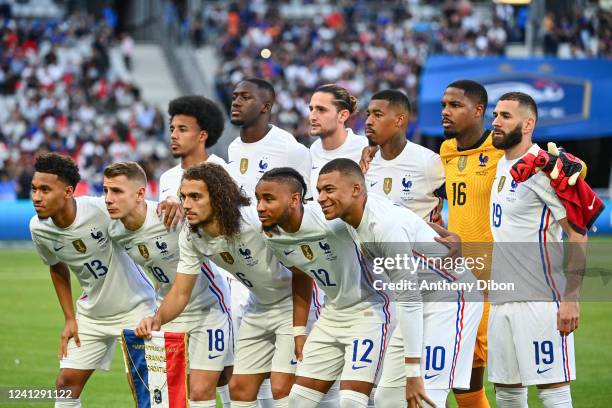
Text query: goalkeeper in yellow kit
439 80 500 408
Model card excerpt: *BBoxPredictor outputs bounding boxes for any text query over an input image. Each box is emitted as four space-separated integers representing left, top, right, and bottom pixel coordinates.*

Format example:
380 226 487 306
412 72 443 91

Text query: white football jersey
264 202 387 309
107 201 229 316
490 144 567 303
177 205 292 305
366 141 444 220
309 128 368 200
30 196 156 318
159 154 227 201
227 125 312 198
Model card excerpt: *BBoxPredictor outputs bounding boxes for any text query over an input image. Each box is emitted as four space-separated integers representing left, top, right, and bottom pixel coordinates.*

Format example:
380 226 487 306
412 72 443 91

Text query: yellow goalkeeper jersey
440 131 504 280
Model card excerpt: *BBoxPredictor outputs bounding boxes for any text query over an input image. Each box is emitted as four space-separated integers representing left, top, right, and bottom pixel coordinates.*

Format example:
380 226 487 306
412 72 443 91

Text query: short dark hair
103 161 147 186
498 91 538 121
34 153 80 189
168 95 225 147
314 84 358 114
370 89 411 114
447 80 488 112
241 77 276 103
258 167 308 201
182 162 250 237
319 158 364 184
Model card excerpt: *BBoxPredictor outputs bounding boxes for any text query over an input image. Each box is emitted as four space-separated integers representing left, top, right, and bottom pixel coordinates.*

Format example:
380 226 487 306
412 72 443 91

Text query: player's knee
374 386 406 408
55 374 84 397
495 386 527 408
189 381 216 401
270 381 292 399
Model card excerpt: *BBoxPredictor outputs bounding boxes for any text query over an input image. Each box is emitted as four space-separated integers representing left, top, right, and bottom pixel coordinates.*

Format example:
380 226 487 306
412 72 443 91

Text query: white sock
340 389 369 408
218 385 231 408
423 389 449 408
288 384 325 408
231 401 258 408
189 400 217 407
273 396 289 408
55 398 81 408
538 385 573 408
257 379 274 408
496 386 528 408
374 386 406 408
319 381 340 408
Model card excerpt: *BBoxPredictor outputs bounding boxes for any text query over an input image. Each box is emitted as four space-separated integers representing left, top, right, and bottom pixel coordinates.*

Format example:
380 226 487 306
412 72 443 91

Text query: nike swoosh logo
370 182 378 187
352 364 368 370
445 159 452 164
290 359 298 365
312 166 318 170
228 161 234 164
588 196 596 210
53 246 64 252
124 246 133 251
283 250 295 256
209 354 222 359
424 373 440 380
537 367 553 374
161 188 171 193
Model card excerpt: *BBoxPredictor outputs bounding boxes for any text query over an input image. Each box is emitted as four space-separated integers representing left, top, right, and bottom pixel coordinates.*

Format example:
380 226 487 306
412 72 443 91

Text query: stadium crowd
0 12 169 200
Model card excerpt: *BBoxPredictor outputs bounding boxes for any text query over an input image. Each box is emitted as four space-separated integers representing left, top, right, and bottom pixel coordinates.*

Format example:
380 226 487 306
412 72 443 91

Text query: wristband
293 326 307 337
405 363 421 378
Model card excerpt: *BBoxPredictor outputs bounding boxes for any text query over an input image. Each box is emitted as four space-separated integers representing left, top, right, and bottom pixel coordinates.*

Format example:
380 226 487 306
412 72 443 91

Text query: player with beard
308 84 368 200
157 95 235 406
227 78 311 197
488 92 584 408
136 163 314 408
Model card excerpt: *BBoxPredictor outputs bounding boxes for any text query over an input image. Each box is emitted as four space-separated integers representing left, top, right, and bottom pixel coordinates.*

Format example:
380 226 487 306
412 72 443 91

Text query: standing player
136 162 314 408
255 168 396 408
317 158 482 408
488 92 584 408
29 153 157 408
158 95 237 406
228 77 312 196
439 80 501 408
104 162 233 408
360 91 482 407
308 84 368 200
364 90 445 221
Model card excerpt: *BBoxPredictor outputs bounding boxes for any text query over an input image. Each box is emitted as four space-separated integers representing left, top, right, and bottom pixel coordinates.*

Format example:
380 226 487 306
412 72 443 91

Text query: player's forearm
291 267 313 327
564 227 588 301
397 301 424 359
49 263 76 321
155 273 195 325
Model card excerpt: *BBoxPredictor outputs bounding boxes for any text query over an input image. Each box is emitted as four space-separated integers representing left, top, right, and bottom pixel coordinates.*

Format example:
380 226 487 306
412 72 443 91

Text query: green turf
1 244 611 407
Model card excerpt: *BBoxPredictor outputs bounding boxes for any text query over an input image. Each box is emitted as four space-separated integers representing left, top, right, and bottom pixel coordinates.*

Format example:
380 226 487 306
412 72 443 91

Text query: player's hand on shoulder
157 196 184 229
135 315 161 340
359 145 379 173
59 317 80 359
430 198 445 227
429 223 462 259
557 300 579 336
405 376 435 408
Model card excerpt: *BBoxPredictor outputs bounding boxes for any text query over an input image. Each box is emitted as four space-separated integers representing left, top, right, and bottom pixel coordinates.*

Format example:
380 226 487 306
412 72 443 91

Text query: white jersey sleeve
108 202 228 316
29 196 156 318
159 164 183 201
264 202 385 309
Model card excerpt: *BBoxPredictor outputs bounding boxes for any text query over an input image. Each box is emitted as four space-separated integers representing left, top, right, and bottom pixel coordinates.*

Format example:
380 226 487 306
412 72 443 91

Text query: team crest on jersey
72 239 87 253
240 158 248 174
239 245 259 266
383 178 393 194
318 241 337 261
155 239 169 254
258 158 269 174
478 153 489 167
458 156 468 171
509 179 518 192
220 252 234 264
138 244 150 259
301 244 314 260
498 176 506 192
402 177 412 192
